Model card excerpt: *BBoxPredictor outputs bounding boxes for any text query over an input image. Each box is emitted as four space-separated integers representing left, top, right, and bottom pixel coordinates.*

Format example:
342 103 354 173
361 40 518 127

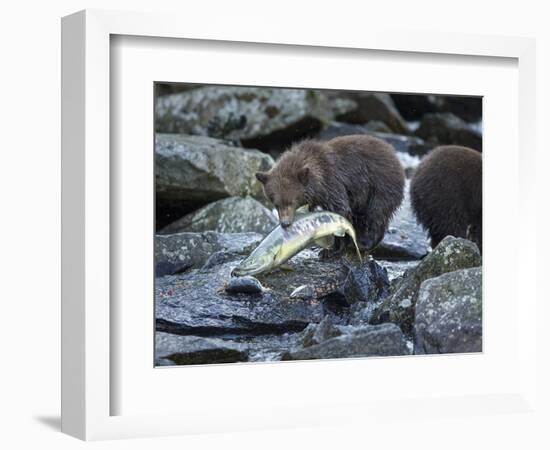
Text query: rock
155 231 262 277
156 251 390 337
362 120 393 133
373 181 430 260
371 236 481 334
155 134 274 208
370 132 432 156
391 94 482 123
282 323 410 360
155 86 355 151
434 96 482 123
155 83 202 97
333 93 410 135
155 332 248 365
299 315 342 348
390 94 438 121
317 122 430 155
225 276 266 294
160 197 277 235
378 260 421 283
415 113 482 151
414 267 482 354
286 257 389 306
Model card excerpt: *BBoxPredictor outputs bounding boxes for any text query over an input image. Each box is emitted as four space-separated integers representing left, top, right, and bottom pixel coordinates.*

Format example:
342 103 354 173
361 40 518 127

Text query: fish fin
295 204 310 216
314 235 335 249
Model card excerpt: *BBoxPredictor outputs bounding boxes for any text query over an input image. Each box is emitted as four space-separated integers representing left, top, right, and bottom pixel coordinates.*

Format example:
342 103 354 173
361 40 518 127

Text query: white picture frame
61 9 538 441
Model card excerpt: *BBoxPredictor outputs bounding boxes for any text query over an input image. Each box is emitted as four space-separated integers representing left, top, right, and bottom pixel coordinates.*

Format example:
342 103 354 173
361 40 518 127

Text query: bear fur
410 145 482 251
255 135 405 252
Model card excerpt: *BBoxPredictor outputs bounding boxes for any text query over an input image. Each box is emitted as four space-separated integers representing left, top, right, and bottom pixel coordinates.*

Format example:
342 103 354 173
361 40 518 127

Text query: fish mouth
231 264 265 277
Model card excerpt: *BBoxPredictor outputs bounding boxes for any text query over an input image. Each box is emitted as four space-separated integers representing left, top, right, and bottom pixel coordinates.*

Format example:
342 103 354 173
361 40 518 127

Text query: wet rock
299 315 342 348
160 197 277 235
434 96 482 123
390 94 438 121
373 181 430 260
371 236 481 334
156 252 390 337
155 86 355 151
155 332 248 365
333 93 410 135
282 323 410 360
369 132 431 156
155 231 262 277
415 267 482 354
155 83 202 97
285 257 389 306
415 113 482 151
225 276 266 294
318 122 430 155
155 134 273 208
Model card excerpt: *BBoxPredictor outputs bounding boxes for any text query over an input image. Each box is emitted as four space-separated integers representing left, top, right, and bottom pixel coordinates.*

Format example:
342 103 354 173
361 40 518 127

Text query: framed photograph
62 9 538 441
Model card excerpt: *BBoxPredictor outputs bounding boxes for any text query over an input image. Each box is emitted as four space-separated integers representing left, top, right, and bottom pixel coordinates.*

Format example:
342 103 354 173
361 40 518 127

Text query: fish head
231 248 277 277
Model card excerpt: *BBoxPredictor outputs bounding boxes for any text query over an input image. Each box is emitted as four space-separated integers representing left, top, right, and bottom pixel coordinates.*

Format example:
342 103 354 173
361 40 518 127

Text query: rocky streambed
154 85 482 366
155 232 482 365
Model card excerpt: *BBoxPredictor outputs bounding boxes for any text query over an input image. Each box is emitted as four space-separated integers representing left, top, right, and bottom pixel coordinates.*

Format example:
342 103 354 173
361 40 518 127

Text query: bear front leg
360 197 393 253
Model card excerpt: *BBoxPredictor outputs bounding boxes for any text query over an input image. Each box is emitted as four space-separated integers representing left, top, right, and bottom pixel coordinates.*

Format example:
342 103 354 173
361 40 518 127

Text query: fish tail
347 229 363 263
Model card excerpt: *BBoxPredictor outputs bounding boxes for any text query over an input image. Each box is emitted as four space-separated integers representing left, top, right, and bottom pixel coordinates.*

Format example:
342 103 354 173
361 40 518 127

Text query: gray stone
155 86 355 148
333 93 410 134
282 323 410 360
155 332 248 365
225 276 266 294
155 134 273 206
299 315 342 348
371 236 481 334
155 251 390 337
414 267 482 354
155 231 262 277
317 122 431 156
373 181 430 260
390 94 439 121
433 97 482 123
415 113 482 151
160 197 277 235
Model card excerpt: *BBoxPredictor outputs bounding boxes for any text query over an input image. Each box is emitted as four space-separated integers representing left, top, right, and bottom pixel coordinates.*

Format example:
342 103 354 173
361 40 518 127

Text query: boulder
155 134 273 207
433 96 482 123
373 181 430 260
155 86 355 151
287 257 390 306
155 231 262 277
371 236 481 334
160 197 277 235
299 315 342 348
415 113 482 151
414 267 482 354
390 94 438 121
155 251 390 337
333 93 410 135
281 323 410 360
155 332 248 365
317 122 431 155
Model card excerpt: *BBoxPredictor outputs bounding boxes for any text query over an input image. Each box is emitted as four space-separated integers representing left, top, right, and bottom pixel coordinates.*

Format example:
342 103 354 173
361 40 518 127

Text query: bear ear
298 167 310 185
255 171 269 184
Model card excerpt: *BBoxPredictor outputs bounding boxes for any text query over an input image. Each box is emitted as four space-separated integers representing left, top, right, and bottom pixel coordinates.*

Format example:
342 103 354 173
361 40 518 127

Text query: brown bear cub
410 145 482 252
255 135 405 252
